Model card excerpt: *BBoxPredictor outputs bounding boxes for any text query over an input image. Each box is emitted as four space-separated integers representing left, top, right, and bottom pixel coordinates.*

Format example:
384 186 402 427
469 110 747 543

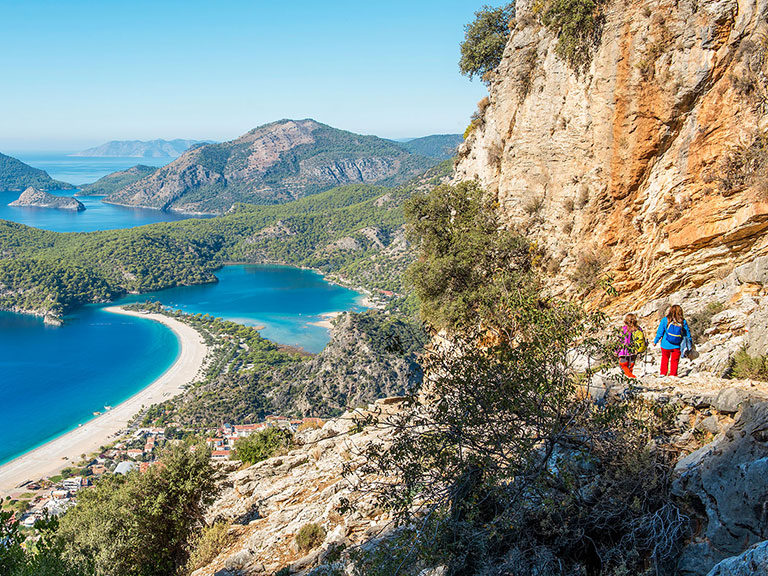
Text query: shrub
187 522 231 572
716 131 768 197
296 523 326 552
687 301 725 342
459 3 516 82
541 0 608 73
523 195 545 215
570 247 610 292
232 428 293 465
730 349 768 381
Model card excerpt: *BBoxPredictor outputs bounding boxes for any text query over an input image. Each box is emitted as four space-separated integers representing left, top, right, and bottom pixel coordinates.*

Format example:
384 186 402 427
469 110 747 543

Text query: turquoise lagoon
0 155 366 465
0 265 365 466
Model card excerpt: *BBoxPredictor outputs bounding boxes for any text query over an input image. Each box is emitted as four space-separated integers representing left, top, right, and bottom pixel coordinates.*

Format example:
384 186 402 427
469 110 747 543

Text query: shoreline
0 306 207 497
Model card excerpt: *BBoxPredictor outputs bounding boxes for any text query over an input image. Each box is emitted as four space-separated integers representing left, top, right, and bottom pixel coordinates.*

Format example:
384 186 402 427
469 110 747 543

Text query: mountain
9 187 85 211
455 0 768 309
77 165 158 196
396 133 464 160
71 139 211 158
0 153 73 192
103 119 438 214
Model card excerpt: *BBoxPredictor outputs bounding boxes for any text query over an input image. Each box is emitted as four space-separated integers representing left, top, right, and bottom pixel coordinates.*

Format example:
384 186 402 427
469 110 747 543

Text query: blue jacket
654 317 691 350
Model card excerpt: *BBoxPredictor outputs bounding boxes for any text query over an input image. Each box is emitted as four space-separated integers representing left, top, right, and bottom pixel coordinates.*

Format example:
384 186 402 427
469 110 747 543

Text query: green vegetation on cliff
77 165 157 196
0 153 73 192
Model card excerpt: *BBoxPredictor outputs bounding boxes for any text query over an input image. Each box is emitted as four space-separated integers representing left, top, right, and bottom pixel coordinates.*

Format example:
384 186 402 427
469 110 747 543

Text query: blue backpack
665 321 684 346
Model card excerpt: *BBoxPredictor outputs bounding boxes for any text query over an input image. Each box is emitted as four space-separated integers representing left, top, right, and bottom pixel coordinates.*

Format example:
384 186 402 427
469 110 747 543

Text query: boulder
706 540 768 576
712 387 749 414
734 256 768 286
673 401 768 575
747 304 768 358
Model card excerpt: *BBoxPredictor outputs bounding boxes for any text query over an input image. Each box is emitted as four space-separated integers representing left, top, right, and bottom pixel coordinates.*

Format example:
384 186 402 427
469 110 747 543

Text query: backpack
632 329 647 354
665 321 684 346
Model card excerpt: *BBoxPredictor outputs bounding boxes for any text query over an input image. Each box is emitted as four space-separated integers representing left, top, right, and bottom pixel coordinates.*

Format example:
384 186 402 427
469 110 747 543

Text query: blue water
0 265 364 466
0 153 201 232
7 151 173 186
118 264 364 353
0 189 200 232
0 306 179 466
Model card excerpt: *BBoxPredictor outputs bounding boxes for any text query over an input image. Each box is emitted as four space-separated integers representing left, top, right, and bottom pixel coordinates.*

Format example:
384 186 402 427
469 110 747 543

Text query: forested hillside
0 162 449 318
0 153 73 192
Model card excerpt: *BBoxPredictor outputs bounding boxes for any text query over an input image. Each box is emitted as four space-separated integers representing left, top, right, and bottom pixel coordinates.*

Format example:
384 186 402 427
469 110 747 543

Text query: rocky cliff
9 187 85 211
104 120 436 214
454 0 768 308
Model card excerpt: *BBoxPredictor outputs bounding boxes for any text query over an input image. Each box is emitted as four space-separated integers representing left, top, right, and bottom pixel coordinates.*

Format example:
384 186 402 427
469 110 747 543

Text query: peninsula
0 306 207 496
9 187 86 211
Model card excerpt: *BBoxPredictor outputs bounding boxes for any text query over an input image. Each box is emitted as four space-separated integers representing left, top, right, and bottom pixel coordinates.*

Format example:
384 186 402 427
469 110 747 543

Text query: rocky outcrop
9 187 85 211
191 399 404 576
674 400 768 575
454 0 768 308
105 120 436 214
706 541 768 576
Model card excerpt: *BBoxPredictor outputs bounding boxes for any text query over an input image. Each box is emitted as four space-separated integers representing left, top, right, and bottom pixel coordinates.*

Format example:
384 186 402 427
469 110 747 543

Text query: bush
232 428 293 465
730 349 768 381
459 3 515 82
296 523 326 552
688 301 724 342
187 523 231 572
541 0 608 73
348 180 684 575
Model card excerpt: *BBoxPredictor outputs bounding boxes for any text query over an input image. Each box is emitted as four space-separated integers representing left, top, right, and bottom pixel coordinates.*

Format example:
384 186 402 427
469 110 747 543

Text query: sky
0 1 489 150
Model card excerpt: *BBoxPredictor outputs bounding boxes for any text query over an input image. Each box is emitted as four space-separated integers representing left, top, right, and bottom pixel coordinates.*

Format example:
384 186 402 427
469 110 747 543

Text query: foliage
404 181 531 332
716 130 768 198
0 153 72 192
687 301 724 342
56 442 218 576
346 181 685 575
232 428 293 465
0 507 92 576
459 3 515 82
0 162 454 319
730 348 768 381
540 0 607 73
396 135 464 161
295 523 326 552
186 522 231 572
78 165 157 197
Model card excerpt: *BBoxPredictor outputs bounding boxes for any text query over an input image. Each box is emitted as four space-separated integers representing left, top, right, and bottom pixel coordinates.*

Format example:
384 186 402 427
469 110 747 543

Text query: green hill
103 119 438 214
0 153 73 192
77 165 158 196
396 134 464 160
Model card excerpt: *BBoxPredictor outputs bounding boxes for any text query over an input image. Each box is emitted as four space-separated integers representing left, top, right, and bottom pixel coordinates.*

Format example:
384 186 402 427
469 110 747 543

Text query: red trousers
660 348 681 376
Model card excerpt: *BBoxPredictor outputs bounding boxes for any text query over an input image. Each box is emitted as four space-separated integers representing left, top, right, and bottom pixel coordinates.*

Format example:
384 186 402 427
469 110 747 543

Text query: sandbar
0 306 207 496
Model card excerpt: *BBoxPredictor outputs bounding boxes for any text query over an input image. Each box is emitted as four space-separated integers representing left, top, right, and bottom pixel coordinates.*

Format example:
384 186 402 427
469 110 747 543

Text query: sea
0 153 366 466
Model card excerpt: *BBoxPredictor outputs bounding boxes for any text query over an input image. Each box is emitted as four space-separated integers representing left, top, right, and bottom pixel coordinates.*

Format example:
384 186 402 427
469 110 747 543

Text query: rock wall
454 0 768 308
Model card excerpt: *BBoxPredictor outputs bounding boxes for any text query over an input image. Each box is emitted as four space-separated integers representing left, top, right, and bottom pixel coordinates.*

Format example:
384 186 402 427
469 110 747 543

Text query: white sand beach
308 311 342 329
0 307 207 496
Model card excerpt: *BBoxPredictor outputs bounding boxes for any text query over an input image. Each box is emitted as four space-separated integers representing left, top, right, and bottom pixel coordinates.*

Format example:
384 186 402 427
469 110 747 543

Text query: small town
6 415 323 531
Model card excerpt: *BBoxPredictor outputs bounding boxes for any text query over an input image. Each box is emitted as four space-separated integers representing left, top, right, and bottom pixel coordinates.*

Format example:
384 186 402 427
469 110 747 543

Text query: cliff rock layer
455 0 768 306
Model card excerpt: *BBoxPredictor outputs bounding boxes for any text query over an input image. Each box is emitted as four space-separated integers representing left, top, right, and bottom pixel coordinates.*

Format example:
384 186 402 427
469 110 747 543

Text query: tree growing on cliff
459 3 515 82
56 442 218 576
348 183 685 575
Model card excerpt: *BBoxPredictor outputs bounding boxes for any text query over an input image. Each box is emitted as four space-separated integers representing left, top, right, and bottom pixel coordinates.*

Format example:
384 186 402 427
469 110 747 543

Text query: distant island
71 139 213 158
77 165 158 196
0 152 74 192
395 134 464 160
9 187 85 211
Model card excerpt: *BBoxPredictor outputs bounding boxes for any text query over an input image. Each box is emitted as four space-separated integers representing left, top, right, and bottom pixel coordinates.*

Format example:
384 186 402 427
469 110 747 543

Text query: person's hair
667 304 684 324
624 313 639 331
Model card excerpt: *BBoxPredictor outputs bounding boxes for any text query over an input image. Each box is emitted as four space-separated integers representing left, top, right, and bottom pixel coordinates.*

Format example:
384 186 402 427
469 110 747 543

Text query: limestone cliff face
454 0 768 306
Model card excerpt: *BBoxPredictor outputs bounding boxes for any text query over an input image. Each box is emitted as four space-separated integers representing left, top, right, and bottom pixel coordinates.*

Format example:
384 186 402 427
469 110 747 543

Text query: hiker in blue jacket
653 304 691 377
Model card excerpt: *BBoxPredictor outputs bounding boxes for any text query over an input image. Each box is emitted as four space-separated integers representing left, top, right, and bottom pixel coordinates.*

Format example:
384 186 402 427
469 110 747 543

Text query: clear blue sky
0 0 489 150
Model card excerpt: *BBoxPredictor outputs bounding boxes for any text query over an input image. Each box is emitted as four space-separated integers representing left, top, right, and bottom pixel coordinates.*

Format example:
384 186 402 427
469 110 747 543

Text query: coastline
0 306 207 497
